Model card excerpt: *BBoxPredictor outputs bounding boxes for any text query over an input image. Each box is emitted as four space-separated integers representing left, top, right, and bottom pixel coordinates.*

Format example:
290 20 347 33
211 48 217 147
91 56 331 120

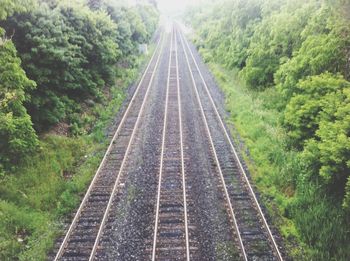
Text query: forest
0 0 158 259
184 0 349 259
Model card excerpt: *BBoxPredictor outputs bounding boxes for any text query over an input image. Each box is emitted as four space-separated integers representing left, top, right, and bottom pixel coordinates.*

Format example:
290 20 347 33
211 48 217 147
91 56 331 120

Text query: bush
186 0 350 259
1 2 120 130
284 73 350 148
0 34 38 168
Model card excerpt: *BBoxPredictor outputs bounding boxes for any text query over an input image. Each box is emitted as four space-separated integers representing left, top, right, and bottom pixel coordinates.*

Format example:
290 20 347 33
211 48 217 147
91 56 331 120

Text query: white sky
156 0 202 14
127 0 205 15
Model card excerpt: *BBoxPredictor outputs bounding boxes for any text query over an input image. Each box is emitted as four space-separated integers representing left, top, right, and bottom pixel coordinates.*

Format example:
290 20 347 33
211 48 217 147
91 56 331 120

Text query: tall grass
206 60 350 260
206 62 308 259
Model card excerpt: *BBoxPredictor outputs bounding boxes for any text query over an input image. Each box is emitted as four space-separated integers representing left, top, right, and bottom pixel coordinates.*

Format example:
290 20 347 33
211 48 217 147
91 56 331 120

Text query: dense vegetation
0 0 158 259
184 0 350 259
0 0 158 169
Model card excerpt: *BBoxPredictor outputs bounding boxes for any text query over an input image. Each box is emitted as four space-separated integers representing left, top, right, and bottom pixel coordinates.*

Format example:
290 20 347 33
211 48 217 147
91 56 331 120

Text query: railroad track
53 29 165 261
151 27 192 261
176 24 283 260
52 23 284 261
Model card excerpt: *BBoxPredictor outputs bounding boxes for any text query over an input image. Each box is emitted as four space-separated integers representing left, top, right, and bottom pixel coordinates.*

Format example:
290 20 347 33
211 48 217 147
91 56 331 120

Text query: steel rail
88 31 167 261
151 27 173 261
177 26 248 261
175 29 191 261
54 30 164 261
179 25 284 261
151 26 190 261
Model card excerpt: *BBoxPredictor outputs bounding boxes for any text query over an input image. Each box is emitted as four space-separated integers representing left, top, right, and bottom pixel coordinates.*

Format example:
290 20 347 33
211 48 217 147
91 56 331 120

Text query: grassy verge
204 61 310 259
0 50 152 260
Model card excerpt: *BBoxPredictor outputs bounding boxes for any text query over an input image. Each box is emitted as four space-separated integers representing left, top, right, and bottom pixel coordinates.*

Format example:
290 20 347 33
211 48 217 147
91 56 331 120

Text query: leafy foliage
276 21 350 100
0 0 159 134
1 3 119 129
241 3 315 89
185 0 350 259
285 73 350 147
0 0 158 165
105 2 159 57
0 34 38 169
0 0 34 20
0 1 159 259
298 75 350 201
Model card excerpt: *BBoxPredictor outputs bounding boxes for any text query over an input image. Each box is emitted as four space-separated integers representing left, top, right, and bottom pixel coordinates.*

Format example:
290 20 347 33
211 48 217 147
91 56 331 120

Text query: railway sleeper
77 216 103 223
245 242 273 255
221 165 239 171
68 236 97 243
99 164 122 173
88 191 111 197
93 179 122 187
156 240 185 249
61 255 91 261
160 202 184 209
123 117 138 125
117 131 133 137
103 158 125 166
225 183 246 193
158 228 185 237
161 183 183 190
86 186 115 195
62 248 92 257
86 196 110 203
155 252 187 260
157 246 190 252
241 229 265 237
159 207 184 214
159 191 182 202
248 253 276 261
157 211 184 219
234 198 257 208
158 224 186 231
63 240 95 250
75 221 101 230
229 192 249 198
109 147 127 154
159 217 183 225
236 214 261 225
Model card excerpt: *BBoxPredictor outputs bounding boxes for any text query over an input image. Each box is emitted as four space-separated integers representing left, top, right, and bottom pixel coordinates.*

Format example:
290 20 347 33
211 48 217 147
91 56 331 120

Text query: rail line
177 25 283 260
151 26 191 261
52 22 284 261
177 26 247 261
54 29 165 260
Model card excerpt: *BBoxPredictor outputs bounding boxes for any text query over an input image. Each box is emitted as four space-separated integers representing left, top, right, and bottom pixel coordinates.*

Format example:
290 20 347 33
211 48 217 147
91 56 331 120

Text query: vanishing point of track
53 24 284 261
151 27 193 261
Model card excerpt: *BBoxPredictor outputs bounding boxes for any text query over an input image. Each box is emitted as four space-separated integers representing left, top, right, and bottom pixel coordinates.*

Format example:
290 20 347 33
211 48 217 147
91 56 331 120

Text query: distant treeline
184 0 349 259
0 0 158 170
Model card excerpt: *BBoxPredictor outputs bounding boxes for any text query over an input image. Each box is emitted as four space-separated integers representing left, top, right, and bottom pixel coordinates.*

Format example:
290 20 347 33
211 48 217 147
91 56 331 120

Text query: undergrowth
207 60 350 260
206 62 310 259
0 52 150 260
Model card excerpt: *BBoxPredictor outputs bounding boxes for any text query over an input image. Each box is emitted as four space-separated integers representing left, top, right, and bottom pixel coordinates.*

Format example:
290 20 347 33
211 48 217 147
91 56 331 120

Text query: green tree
59 4 120 86
185 1 350 259
284 73 349 148
137 4 159 42
2 3 119 130
106 5 135 56
298 75 350 203
275 6 350 101
0 31 38 169
241 3 315 89
0 0 34 20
